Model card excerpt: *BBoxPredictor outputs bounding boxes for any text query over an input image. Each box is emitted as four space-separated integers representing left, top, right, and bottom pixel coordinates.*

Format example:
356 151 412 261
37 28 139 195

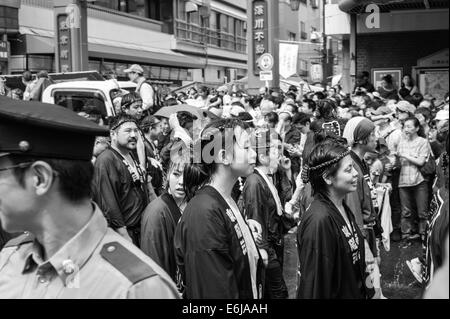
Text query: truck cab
41 80 137 119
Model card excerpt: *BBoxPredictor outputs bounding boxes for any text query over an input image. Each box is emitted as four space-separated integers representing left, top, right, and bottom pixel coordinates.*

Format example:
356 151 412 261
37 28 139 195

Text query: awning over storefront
339 0 449 13
19 27 203 69
199 57 247 70
89 39 203 69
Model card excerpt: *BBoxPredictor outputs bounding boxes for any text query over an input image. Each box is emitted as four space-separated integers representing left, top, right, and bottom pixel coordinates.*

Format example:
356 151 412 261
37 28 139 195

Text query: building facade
328 0 449 98
3 0 248 87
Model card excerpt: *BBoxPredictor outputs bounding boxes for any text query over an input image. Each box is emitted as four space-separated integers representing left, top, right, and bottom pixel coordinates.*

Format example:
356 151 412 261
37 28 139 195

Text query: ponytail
183 162 210 201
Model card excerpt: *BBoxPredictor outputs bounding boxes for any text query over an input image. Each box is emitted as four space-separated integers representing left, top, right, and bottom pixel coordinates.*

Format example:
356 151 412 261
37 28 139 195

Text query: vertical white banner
279 43 299 79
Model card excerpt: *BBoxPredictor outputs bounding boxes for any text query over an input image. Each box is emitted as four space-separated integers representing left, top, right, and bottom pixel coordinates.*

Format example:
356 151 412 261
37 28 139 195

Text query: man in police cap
0 96 179 299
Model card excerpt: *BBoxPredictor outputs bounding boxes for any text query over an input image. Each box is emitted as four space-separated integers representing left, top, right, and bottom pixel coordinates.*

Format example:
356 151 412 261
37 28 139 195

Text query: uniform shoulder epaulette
100 241 158 284
4 232 34 248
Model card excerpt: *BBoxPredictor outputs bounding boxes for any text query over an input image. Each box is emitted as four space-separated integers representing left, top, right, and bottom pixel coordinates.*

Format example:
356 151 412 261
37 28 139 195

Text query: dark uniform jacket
92 148 148 232
242 171 284 252
297 193 368 299
141 193 181 282
345 151 379 236
174 186 264 299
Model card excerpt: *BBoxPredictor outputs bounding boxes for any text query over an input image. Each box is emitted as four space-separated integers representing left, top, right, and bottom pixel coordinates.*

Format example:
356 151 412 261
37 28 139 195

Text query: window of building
288 32 296 41
300 21 307 39
148 0 161 20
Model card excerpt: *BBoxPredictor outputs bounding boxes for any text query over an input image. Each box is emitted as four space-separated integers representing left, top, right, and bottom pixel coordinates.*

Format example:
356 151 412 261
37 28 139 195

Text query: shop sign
57 14 72 72
252 0 269 75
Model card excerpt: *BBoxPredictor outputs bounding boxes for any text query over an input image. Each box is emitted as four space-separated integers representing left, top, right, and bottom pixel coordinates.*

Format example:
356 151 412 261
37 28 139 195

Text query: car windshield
54 90 107 124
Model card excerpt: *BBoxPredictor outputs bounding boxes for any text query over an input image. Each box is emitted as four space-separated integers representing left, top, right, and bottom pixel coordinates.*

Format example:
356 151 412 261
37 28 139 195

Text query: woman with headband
296 139 368 299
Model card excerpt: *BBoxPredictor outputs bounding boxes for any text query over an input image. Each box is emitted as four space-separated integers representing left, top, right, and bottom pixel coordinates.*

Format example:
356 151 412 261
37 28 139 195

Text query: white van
42 80 137 118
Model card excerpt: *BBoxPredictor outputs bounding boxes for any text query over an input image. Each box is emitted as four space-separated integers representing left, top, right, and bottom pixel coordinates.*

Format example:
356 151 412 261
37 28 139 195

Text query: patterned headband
301 148 352 184
110 119 137 131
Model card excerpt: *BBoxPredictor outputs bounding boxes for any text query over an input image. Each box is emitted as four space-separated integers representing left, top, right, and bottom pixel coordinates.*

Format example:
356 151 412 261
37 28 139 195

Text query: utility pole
321 0 327 88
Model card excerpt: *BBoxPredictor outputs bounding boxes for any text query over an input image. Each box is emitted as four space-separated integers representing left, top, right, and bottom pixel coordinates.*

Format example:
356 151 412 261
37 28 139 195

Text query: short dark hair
265 111 279 125
8 154 94 203
415 107 432 122
22 71 33 82
198 86 209 95
316 99 336 119
411 93 424 107
292 112 311 126
382 74 393 85
302 99 317 112
314 92 326 100
121 92 142 110
177 111 195 129
37 70 48 79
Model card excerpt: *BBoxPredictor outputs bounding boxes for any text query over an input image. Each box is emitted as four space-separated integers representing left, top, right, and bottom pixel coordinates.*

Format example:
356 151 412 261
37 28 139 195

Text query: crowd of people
0 66 448 299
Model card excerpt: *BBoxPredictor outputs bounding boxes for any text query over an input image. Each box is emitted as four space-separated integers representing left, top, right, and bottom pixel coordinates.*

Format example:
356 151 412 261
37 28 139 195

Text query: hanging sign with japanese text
57 14 72 73
279 43 298 79
252 0 269 75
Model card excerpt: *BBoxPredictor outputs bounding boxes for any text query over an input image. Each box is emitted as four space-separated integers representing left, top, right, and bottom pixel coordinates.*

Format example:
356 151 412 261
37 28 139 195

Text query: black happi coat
297 193 367 299
174 186 264 299
242 171 284 252
92 148 148 230
141 193 181 282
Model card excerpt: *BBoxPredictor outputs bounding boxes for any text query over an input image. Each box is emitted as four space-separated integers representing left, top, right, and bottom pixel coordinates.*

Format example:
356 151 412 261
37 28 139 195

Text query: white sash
255 168 283 216
218 190 260 299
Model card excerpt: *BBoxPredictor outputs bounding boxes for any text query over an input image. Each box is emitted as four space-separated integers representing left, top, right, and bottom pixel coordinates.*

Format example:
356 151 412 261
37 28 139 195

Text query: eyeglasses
0 162 33 173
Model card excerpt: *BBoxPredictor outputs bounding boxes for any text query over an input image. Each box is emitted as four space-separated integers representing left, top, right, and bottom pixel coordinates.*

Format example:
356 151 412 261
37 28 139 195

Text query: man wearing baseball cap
0 96 179 298
124 64 156 114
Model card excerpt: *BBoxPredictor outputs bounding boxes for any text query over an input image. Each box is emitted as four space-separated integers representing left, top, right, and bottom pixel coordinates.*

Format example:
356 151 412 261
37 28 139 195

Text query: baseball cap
124 64 144 74
217 85 228 93
395 101 416 114
435 110 449 121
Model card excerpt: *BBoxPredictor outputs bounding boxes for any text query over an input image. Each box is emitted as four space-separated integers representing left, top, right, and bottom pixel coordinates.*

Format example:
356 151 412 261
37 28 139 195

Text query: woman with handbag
397 117 432 245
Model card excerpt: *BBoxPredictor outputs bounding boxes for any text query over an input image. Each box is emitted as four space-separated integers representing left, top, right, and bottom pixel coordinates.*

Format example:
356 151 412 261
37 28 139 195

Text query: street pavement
283 228 424 299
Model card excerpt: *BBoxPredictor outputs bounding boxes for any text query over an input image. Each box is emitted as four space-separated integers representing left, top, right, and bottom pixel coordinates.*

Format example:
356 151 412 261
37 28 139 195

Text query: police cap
0 96 109 161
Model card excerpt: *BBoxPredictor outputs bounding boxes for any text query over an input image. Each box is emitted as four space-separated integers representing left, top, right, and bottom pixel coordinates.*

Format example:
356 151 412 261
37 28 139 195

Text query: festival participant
242 131 288 299
297 139 368 299
141 153 187 282
92 114 149 246
343 117 381 264
423 134 449 290
174 118 264 299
